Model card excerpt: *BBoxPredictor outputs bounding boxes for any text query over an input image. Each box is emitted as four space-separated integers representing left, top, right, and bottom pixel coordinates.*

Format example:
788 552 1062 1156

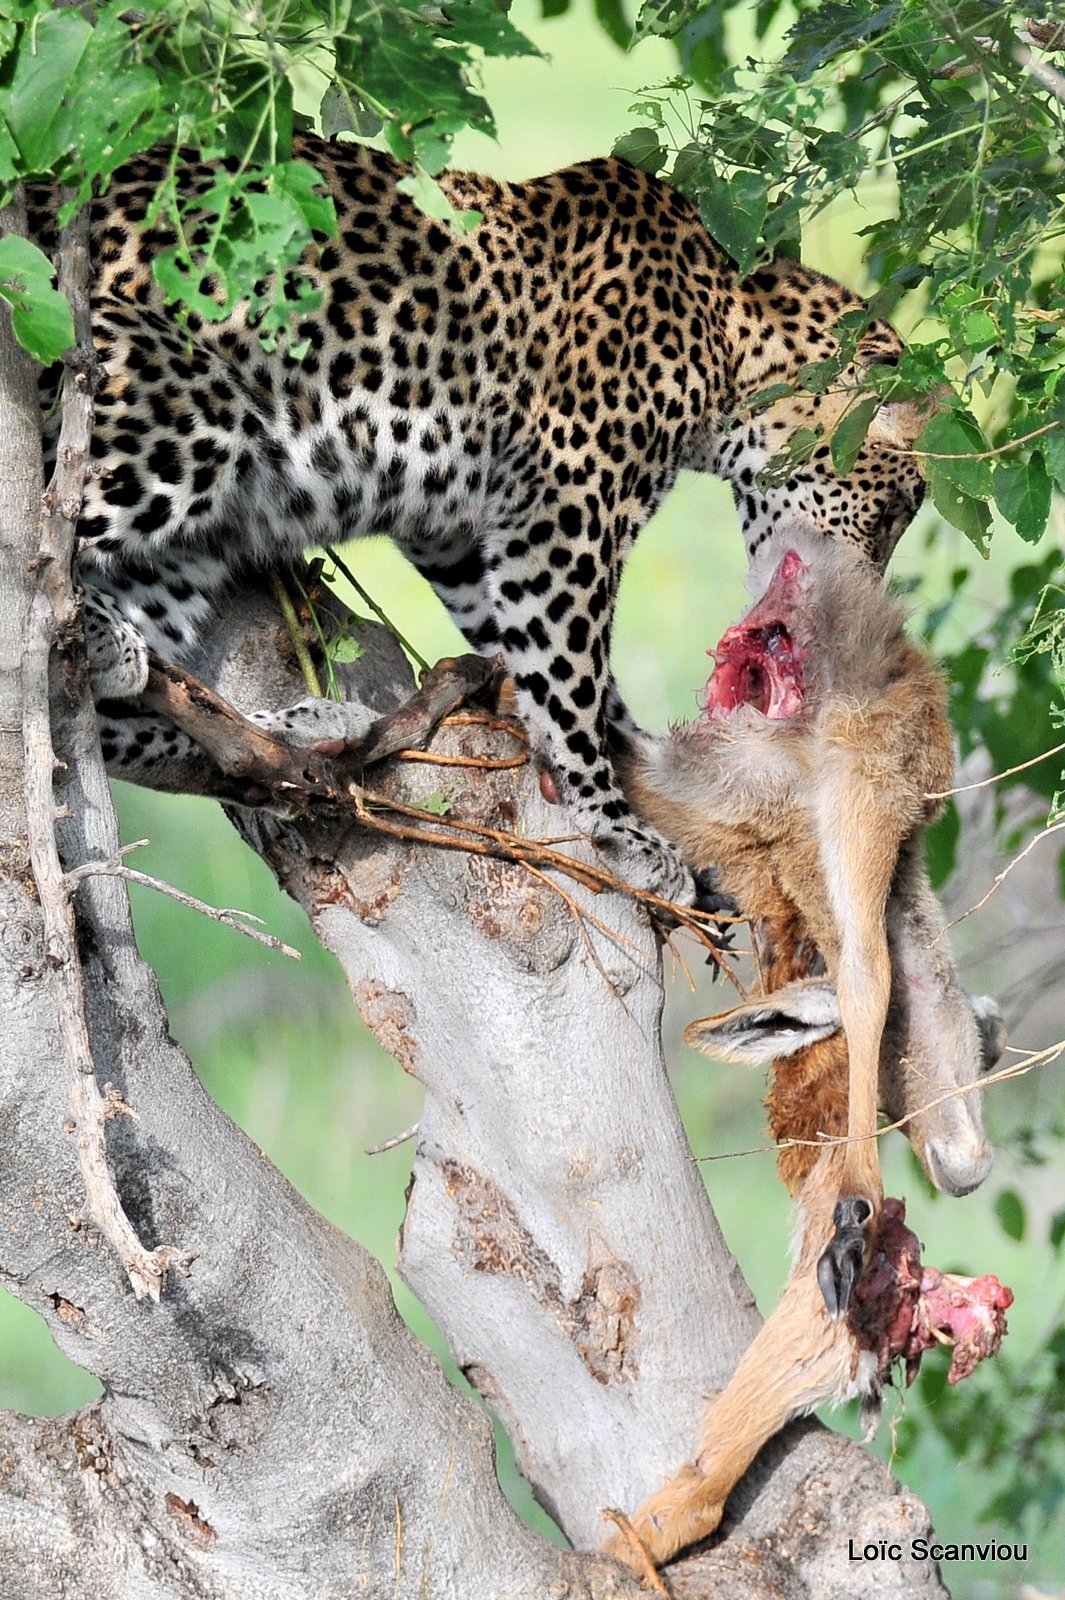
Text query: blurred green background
4 3 1064 1596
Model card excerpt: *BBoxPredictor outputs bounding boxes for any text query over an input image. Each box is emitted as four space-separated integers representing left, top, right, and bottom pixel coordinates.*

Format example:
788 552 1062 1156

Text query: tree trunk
0 225 948 1598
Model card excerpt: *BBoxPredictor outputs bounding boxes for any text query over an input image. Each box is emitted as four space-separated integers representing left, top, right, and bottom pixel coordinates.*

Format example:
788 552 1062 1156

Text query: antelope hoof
817 1196 874 1321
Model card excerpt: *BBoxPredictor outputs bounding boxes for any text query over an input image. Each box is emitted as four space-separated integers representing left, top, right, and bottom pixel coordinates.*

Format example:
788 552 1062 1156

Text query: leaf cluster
915 549 1065 889
613 0 1065 555
0 0 540 358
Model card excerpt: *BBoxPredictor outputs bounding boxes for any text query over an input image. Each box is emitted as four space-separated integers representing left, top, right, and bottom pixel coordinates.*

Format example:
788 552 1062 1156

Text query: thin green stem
323 547 431 674
269 570 323 698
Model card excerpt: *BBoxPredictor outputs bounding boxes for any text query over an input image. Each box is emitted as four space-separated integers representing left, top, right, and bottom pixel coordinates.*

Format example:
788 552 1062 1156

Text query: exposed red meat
913 1269 1015 1386
703 547 811 720
850 1198 1012 1389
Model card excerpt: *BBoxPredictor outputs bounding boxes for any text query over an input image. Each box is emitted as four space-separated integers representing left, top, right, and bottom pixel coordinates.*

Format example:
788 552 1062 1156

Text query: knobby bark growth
0 217 948 1600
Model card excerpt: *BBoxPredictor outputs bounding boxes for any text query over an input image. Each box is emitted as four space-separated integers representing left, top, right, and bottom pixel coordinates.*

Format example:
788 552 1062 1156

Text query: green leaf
830 396 879 476
152 249 234 325
795 358 842 394
804 128 865 187
633 0 701 43
0 233 73 363
916 411 992 498
1051 1209 1065 1253
1042 422 1065 493
695 171 769 275
783 2 901 79
993 455 1053 544
0 114 18 183
678 6 727 82
746 381 795 411
940 284 1002 353
327 635 363 665
439 1 543 58
593 0 632 48
276 161 337 239
963 307 999 348
994 1189 1026 1242
223 63 292 163
3 9 91 172
1 9 165 202
671 141 709 189
320 84 380 140
925 465 992 554
612 127 666 174
359 19 493 138
416 791 452 816
397 169 482 232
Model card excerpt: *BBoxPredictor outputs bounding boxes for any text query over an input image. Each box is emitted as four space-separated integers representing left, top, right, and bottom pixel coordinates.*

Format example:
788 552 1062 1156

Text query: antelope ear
685 978 841 1064
970 993 1007 1073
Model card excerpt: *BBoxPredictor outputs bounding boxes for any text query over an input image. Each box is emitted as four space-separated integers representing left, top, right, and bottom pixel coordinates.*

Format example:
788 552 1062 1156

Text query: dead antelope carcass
622 533 996 1301
606 533 1009 1569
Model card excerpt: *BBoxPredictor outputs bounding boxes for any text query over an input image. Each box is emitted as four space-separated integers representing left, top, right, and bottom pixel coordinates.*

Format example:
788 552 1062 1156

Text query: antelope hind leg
605 1205 860 1573
603 1463 726 1573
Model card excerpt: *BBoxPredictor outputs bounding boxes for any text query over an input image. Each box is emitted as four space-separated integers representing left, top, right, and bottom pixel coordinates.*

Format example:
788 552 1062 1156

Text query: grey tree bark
0 242 949 1598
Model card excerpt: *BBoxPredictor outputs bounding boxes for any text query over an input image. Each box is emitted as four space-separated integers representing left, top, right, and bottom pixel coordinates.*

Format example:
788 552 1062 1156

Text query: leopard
32 133 931 902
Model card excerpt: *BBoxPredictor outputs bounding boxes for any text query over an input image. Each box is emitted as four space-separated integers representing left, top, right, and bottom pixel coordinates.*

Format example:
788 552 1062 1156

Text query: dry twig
366 1123 420 1156
941 820 1065 936
64 841 301 958
601 1509 671 1596
927 737 1065 800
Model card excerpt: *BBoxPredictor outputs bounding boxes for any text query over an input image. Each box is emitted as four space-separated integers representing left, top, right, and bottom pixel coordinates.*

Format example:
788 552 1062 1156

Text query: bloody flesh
851 1198 1013 1388
704 548 810 720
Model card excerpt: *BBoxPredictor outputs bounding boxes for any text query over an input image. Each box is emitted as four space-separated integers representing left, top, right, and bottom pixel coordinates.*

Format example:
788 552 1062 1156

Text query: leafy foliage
0 0 540 350
612 1 1065 557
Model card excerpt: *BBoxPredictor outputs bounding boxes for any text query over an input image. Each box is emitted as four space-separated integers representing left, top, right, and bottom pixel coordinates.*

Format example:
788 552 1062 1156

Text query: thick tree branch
17 199 191 1300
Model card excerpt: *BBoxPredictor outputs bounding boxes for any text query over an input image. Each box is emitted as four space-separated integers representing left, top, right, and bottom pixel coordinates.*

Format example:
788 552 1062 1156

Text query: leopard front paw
599 825 695 906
